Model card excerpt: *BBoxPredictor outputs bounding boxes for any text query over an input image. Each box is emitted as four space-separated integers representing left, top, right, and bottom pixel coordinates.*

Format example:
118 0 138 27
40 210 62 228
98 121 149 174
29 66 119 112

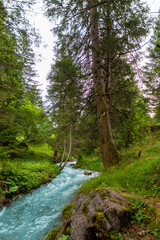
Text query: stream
0 162 99 240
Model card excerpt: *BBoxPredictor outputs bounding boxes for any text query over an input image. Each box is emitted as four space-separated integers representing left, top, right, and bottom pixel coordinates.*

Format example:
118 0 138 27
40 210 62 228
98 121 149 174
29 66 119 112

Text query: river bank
46 139 160 240
0 162 99 240
0 146 60 208
0 166 59 208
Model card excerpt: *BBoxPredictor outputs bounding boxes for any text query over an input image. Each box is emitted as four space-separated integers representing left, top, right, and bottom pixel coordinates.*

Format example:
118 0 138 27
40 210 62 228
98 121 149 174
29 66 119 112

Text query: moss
82 198 91 216
96 208 104 213
92 212 105 230
156 209 160 225
110 199 117 203
62 202 75 219
103 229 116 239
73 165 81 169
82 202 89 216
109 187 123 194
123 203 133 213
45 226 61 240
95 187 110 199
84 171 92 175
66 226 71 235
121 192 130 198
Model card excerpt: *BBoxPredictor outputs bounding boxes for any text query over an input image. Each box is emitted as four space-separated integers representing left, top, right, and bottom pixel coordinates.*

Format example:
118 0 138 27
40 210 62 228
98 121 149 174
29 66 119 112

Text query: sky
30 0 160 100
26 1 54 100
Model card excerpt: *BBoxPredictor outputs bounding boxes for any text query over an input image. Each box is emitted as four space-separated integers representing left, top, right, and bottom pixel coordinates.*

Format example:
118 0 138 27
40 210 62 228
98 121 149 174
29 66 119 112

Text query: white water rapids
0 162 99 240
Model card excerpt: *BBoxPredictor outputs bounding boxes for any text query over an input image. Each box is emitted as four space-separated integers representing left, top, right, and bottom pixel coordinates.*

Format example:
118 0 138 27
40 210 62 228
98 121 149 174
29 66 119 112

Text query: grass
0 143 60 199
45 136 160 240
79 140 160 198
76 138 160 239
75 155 104 172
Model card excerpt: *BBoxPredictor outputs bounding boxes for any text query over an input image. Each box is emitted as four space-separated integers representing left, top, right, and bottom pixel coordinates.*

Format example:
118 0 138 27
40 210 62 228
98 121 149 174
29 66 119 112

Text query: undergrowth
0 143 60 199
45 136 160 240
117 197 160 239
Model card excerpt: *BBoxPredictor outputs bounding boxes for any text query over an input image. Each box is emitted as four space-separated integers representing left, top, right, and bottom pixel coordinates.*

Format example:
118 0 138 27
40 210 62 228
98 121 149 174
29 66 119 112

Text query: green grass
80 141 160 198
77 140 160 239
76 155 104 172
0 143 59 199
45 138 160 240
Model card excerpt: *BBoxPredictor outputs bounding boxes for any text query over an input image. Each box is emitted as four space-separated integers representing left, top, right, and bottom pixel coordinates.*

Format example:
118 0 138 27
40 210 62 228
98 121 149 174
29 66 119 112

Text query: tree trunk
59 138 66 168
89 0 120 168
53 137 59 162
60 126 72 171
58 143 64 162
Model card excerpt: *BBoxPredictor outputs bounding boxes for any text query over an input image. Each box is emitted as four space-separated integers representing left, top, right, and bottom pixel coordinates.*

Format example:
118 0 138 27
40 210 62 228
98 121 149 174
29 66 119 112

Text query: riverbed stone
84 171 92 175
59 188 131 240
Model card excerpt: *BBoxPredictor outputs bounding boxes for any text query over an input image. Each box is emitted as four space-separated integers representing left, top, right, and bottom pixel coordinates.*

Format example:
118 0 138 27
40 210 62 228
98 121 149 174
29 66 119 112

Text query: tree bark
59 138 66 168
60 126 72 171
89 0 120 168
53 137 59 162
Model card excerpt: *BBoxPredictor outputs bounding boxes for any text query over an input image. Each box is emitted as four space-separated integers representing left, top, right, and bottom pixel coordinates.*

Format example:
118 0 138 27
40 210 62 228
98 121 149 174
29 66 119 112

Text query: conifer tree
0 0 42 151
47 55 86 164
144 12 160 121
44 0 151 168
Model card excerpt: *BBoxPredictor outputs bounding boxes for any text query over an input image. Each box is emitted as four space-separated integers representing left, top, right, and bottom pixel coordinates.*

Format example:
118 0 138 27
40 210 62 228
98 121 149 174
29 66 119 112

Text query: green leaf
9 185 19 193
119 233 123 240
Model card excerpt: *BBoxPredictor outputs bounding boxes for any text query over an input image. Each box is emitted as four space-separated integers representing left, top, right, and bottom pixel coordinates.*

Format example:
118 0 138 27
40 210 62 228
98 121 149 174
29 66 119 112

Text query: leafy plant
131 199 148 227
118 233 123 240
132 209 148 227
58 235 71 240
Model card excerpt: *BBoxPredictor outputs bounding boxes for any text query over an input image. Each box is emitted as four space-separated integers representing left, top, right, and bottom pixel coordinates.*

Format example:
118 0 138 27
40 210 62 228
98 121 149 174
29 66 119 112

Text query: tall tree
47 55 85 163
144 12 160 121
0 0 42 152
0 1 23 147
44 0 151 168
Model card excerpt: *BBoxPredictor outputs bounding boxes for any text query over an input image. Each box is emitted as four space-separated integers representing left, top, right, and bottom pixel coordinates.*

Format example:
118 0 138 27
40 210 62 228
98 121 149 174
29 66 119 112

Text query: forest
0 0 160 240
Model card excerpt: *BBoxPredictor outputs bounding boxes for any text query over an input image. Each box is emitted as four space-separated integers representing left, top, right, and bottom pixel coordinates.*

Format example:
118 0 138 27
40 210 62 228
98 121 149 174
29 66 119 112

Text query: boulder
59 188 131 240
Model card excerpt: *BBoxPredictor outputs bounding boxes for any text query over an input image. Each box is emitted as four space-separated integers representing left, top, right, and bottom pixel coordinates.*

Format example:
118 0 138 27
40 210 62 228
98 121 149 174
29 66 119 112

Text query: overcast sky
30 0 160 99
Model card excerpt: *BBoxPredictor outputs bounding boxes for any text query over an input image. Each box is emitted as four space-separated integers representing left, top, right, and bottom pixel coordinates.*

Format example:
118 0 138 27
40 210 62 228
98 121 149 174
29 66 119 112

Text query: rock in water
59 188 131 240
0 197 6 208
84 171 92 175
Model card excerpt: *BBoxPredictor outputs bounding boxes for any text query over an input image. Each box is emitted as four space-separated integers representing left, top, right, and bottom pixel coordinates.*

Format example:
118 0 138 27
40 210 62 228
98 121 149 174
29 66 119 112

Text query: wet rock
0 197 6 207
59 188 131 240
84 171 92 175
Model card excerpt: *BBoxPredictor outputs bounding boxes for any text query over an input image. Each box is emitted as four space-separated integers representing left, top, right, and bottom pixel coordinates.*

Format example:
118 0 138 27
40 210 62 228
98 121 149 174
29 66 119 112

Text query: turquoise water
0 163 98 240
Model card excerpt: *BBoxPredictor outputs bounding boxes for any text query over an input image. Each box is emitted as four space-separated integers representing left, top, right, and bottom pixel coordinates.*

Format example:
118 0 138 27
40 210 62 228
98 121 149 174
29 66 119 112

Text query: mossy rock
84 171 92 175
92 212 105 229
96 188 110 199
70 188 130 240
82 202 89 216
72 165 81 169
62 203 75 219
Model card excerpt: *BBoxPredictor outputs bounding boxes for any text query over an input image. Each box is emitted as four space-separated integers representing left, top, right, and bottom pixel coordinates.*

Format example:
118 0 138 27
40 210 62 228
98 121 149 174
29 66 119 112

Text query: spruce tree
44 0 151 168
47 55 86 164
144 12 160 121
0 0 42 151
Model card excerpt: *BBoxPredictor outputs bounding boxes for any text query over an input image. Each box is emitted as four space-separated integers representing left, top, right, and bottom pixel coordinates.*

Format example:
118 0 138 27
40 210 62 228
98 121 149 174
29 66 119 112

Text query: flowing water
0 162 99 240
